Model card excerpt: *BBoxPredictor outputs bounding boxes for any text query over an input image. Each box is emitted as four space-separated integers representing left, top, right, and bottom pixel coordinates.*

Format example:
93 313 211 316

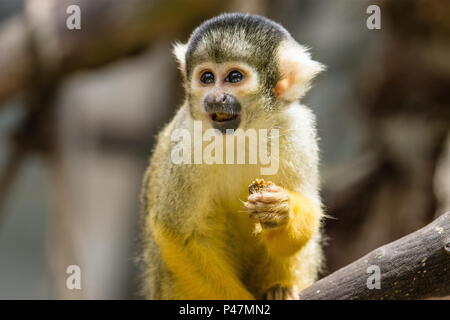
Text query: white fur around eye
275 41 325 102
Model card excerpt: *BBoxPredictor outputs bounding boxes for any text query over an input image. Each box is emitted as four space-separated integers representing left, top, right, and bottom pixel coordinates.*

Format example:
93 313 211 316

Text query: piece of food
248 178 274 194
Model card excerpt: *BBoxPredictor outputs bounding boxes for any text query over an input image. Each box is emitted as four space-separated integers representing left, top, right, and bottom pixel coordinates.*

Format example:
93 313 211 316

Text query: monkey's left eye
200 71 215 84
225 70 244 83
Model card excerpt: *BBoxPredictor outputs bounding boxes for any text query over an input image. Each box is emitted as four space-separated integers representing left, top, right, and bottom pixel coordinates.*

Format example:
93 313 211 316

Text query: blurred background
0 0 448 299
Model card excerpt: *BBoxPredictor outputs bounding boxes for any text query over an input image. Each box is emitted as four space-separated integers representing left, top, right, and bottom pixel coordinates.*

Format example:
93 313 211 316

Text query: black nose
204 93 241 134
204 93 241 114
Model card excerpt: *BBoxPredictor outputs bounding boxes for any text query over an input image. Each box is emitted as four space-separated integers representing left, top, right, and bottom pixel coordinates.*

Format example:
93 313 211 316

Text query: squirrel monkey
141 13 325 300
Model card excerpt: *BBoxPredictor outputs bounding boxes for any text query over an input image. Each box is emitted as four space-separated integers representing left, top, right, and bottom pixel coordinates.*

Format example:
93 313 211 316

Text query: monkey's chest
222 208 267 270
209 163 286 270
215 185 267 269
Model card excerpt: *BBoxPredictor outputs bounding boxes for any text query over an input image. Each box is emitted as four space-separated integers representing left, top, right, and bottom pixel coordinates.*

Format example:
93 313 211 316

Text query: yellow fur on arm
261 191 321 257
151 222 255 300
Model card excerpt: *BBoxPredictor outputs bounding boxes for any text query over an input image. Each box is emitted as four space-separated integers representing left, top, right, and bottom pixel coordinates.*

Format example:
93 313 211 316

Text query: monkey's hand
244 183 290 229
244 180 322 257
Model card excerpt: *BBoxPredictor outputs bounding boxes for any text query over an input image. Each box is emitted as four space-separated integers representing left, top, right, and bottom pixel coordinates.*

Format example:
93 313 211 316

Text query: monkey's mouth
210 112 239 122
209 112 241 133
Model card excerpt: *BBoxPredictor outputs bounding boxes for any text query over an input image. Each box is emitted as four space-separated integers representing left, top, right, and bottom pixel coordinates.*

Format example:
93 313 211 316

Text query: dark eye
225 70 243 83
200 71 215 84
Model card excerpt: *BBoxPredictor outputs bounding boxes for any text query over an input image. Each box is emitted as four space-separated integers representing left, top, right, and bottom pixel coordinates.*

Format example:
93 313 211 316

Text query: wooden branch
300 212 450 300
0 0 226 102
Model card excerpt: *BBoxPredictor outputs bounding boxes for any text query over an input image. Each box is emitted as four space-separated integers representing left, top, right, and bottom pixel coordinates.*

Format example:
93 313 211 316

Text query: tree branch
300 212 450 300
0 0 226 103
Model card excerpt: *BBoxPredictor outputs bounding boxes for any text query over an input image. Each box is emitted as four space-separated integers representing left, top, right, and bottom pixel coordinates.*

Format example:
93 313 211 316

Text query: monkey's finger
264 185 284 193
248 192 287 204
254 191 289 203
247 194 259 203
263 285 298 300
252 210 289 227
243 201 258 212
250 203 289 217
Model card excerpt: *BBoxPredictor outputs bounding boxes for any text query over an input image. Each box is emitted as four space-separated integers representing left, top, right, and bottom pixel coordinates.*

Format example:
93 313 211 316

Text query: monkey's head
174 13 324 134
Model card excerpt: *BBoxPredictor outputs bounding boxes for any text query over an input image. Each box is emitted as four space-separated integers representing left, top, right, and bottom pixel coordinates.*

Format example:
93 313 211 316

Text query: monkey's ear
173 42 188 77
275 42 325 102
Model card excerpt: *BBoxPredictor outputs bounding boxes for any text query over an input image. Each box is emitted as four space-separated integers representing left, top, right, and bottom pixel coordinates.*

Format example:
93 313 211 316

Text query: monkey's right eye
200 72 215 84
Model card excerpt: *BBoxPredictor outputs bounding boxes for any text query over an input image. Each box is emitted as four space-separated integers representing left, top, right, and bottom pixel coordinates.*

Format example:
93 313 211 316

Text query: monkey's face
188 61 260 134
174 14 325 133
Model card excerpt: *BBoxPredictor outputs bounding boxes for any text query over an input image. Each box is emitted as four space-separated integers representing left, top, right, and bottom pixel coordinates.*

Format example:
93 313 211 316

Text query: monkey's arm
245 185 322 299
246 186 322 257
261 191 321 257
150 221 255 300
